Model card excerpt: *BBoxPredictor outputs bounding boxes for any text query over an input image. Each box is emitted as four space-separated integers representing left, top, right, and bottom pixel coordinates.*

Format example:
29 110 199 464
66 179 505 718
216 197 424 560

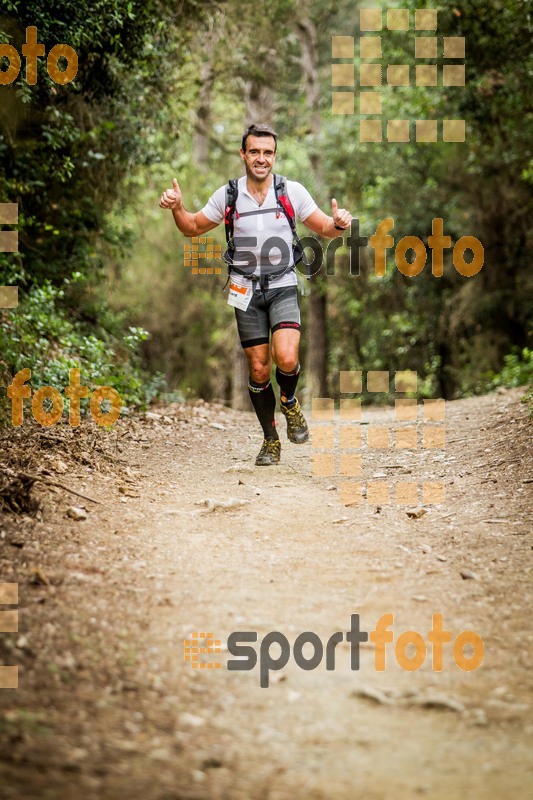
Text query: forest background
0 0 531 419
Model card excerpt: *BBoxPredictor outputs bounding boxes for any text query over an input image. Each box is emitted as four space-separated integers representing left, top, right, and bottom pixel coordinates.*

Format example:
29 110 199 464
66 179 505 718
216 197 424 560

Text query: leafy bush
521 387 533 417
489 348 533 390
0 280 165 424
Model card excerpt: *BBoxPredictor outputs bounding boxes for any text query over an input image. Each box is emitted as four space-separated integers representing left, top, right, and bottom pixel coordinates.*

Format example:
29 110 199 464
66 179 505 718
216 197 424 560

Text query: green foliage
0 0 217 290
0 0 218 411
489 348 533 390
1 0 531 408
0 280 163 416
521 388 533 417
106 176 235 400
107 0 532 402
312 0 533 398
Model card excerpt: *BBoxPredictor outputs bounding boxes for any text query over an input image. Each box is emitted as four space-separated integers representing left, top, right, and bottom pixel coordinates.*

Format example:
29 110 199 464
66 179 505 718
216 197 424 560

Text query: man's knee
247 358 271 384
274 350 299 374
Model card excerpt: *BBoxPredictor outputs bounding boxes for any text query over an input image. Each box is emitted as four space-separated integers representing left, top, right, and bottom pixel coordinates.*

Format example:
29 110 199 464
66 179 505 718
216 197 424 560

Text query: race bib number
227 282 252 311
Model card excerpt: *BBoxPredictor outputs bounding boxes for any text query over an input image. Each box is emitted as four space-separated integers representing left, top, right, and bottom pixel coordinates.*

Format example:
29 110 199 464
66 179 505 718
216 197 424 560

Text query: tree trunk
305 278 328 400
193 61 216 171
296 10 329 402
241 81 275 124
231 333 252 411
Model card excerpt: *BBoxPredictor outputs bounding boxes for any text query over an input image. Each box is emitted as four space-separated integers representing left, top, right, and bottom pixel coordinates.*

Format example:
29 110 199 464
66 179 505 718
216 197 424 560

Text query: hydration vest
222 174 310 291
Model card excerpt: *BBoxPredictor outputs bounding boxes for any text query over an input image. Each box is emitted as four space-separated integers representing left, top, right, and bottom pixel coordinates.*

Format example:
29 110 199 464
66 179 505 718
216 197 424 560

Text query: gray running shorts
235 286 301 348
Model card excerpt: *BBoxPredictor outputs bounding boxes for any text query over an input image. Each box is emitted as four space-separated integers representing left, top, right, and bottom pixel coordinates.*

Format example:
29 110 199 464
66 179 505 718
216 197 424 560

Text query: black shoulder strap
224 178 239 246
221 179 240 287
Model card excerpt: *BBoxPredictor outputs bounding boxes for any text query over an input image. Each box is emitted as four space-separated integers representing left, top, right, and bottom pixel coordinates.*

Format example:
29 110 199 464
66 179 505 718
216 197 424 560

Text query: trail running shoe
280 398 309 444
255 437 281 466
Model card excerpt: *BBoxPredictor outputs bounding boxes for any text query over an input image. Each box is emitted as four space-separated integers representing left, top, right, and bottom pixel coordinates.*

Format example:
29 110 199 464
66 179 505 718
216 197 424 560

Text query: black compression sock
248 378 279 440
276 363 300 406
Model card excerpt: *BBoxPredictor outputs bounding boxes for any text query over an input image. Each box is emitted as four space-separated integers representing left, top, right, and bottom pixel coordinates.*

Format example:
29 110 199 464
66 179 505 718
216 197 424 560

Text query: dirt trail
0 389 532 800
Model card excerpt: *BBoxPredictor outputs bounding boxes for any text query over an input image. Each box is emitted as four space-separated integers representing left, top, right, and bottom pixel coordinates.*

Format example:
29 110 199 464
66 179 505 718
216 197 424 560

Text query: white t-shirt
201 175 317 289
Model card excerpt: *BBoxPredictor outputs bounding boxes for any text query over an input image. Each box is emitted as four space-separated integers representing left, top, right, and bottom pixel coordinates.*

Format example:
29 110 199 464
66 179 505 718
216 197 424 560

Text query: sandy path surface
0 388 531 799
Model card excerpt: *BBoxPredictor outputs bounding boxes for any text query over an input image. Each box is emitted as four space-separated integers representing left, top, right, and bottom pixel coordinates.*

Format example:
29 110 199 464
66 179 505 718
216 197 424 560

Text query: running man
159 123 352 466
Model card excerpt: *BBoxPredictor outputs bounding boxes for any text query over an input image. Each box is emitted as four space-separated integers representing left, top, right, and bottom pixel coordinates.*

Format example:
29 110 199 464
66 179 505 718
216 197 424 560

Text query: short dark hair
241 123 278 152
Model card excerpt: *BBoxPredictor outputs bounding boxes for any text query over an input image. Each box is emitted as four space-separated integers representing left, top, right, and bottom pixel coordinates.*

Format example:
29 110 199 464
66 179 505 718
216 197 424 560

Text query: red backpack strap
273 175 297 234
273 174 310 275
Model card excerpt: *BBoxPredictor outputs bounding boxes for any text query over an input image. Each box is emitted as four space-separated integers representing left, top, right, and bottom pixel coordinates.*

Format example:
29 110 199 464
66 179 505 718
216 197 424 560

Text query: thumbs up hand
159 178 183 210
331 197 352 230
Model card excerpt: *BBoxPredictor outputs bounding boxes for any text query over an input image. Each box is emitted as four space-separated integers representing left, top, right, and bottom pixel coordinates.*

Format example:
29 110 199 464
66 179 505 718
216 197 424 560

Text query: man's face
240 135 277 181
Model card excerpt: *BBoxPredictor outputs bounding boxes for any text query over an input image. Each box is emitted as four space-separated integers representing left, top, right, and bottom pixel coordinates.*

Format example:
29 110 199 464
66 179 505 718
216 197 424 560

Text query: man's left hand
331 198 352 229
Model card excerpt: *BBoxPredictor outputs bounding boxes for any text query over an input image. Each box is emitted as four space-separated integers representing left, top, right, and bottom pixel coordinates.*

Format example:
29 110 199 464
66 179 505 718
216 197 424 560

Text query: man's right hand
159 178 183 210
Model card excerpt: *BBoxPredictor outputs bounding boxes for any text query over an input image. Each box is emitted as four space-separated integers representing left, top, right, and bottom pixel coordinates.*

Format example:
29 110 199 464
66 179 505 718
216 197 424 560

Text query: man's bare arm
159 178 219 237
302 198 352 239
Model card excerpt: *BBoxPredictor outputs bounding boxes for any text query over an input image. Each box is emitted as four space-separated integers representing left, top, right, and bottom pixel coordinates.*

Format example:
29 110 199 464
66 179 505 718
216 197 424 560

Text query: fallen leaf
29 567 50 586
411 693 465 713
118 486 141 498
66 506 87 520
352 686 394 705
199 498 250 513
178 712 205 727
460 569 479 580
